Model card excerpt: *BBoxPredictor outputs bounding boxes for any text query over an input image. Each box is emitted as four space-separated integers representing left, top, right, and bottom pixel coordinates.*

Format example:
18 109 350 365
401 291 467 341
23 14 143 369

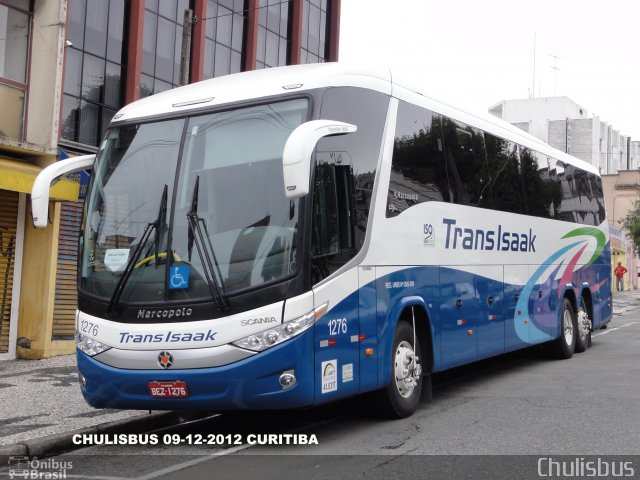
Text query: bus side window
521 147 553 219
441 118 489 208
386 102 449 217
554 160 578 223
484 134 524 214
590 174 606 225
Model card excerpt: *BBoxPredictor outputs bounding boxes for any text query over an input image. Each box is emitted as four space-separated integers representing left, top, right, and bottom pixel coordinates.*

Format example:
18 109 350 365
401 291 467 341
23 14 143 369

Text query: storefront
0 187 24 360
0 154 79 360
609 224 632 291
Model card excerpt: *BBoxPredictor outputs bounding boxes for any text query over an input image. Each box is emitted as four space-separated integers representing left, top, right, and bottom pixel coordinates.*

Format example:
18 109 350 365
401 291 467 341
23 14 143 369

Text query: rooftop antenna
550 54 561 96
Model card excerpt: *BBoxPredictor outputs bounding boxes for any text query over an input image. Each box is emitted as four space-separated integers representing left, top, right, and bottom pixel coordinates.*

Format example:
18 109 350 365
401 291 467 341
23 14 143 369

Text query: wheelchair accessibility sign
169 266 189 289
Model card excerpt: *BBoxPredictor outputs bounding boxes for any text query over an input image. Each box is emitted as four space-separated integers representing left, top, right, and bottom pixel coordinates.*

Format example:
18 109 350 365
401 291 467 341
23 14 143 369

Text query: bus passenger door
440 267 477 368
504 265 530 350
310 163 360 403
475 265 505 358
358 266 377 392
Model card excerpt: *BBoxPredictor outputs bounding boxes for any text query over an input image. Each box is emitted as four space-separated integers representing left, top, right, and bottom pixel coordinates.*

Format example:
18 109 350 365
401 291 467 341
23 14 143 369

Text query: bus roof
111 62 599 176
111 63 392 123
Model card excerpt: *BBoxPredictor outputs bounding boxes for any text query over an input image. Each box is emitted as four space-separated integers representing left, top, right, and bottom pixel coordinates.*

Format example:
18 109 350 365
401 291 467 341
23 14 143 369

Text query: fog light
78 373 86 389
279 370 296 389
266 331 280 344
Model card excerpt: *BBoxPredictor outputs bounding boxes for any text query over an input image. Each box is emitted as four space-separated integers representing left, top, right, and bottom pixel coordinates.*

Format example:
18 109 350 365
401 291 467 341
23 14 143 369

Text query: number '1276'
328 318 347 336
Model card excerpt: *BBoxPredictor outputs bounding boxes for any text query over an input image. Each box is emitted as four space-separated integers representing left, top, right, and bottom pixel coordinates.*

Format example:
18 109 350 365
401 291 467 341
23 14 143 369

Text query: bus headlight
233 302 328 352
75 331 112 356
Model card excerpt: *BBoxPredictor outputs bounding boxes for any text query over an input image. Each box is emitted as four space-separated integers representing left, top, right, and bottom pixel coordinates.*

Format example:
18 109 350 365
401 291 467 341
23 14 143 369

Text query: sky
339 0 640 140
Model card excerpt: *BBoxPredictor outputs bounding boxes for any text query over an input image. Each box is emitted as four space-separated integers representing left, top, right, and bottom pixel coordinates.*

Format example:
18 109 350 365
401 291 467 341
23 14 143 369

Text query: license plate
148 381 189 398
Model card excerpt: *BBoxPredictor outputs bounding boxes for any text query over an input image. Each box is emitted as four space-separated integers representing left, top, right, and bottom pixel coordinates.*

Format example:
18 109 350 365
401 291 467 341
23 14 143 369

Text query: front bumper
77 327 315 410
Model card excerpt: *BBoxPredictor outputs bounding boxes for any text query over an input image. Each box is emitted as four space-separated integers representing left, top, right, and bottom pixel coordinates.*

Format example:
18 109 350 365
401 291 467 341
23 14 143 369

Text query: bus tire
548 297 576 359
375 321 423 418
575 296 591 353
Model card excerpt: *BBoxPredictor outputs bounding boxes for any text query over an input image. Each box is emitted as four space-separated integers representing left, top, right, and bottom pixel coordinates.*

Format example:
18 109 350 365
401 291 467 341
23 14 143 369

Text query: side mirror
31 154 95 228
282 120 357 199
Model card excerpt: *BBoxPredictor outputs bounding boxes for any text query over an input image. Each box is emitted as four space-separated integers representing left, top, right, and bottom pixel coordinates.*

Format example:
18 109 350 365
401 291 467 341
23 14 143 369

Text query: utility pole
180 9 194 86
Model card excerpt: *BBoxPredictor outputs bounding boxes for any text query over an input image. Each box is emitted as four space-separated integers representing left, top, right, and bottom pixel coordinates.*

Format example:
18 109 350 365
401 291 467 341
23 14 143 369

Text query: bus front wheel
375 321 423 418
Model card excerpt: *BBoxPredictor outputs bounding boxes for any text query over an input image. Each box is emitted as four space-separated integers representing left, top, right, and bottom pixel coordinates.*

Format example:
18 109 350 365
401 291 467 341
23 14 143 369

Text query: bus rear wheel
548 297 577 359
575 296 592 353
375 321 423 418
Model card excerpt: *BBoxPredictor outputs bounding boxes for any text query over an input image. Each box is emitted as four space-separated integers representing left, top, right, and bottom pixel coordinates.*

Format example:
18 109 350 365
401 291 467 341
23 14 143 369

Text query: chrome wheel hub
577 308 591 340
563 309 574 345
394 340 420 398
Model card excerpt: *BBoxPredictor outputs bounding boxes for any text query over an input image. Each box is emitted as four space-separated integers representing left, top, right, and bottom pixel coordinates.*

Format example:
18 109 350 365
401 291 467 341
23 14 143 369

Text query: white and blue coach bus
32 64 611 418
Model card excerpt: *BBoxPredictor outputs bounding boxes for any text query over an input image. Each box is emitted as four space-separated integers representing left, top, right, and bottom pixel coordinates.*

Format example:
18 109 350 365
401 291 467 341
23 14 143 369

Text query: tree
621 197 640 257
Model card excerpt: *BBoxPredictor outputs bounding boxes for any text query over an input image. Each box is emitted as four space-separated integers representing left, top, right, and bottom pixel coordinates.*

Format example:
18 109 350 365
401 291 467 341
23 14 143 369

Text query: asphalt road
4 294 640 480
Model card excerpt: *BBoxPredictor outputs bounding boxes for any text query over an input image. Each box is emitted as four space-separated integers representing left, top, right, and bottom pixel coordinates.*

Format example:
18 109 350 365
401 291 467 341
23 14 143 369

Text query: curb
0 410 215 466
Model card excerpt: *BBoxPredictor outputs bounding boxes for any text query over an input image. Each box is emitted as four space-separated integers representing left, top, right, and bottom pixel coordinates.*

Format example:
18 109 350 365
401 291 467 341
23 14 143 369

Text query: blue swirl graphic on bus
514 242 580 343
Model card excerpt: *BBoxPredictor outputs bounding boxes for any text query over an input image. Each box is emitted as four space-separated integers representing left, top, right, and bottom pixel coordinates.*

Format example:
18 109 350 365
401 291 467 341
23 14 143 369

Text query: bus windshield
80 98 309 305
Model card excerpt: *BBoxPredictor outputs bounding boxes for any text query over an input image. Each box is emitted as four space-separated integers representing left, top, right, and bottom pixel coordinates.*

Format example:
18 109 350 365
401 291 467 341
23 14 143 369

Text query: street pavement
0 289 639 466
0 351 212 462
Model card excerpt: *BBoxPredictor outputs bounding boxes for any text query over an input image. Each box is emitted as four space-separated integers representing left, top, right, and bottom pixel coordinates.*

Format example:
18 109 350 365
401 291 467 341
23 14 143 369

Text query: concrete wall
602 170 640 289
17 203 61 358
489 97 636 175
25 0 66 152
511 122 530 134
602 171 640 224
547 118 594 165
489 96 589 143
547 116 625 175
631 141 640 170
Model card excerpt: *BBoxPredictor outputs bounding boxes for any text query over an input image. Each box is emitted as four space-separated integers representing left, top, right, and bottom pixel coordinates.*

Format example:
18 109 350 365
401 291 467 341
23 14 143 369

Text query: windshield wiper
187 176 229 311
107 184 168 317
155 185 168 266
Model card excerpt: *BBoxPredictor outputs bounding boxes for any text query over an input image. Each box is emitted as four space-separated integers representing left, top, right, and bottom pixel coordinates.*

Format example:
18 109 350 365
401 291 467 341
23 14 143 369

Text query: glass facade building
256 0 289 69
61 0 341 149
141 0 190 97
62 0 128 146
204 0 244 78
300 0 327 64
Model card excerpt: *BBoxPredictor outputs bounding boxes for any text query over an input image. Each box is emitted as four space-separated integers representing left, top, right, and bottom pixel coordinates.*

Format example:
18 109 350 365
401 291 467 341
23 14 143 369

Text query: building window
256 0 288 69
62 0 127 147
141 0 190 97
0 0 30 140
300 0 327 64
203 0 244 78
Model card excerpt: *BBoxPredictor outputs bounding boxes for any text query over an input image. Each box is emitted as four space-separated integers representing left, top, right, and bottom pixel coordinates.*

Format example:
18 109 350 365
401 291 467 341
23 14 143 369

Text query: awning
0 156 79 201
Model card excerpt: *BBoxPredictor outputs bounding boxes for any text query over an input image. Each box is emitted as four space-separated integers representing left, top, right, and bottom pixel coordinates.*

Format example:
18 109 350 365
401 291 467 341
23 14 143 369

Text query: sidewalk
612 288 640 316
0 353 208 463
